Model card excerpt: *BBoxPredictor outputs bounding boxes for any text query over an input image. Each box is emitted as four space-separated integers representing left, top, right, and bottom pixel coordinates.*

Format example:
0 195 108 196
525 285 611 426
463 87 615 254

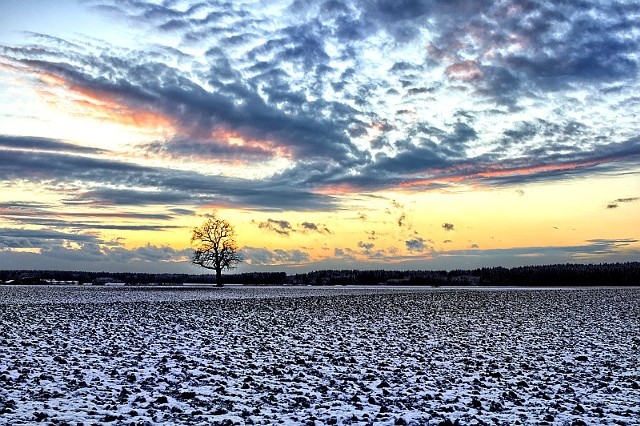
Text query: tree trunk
216 268 223 287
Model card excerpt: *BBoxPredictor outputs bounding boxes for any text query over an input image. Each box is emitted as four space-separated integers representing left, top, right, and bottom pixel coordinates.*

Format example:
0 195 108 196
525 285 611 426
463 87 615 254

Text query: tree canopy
191 216 242 286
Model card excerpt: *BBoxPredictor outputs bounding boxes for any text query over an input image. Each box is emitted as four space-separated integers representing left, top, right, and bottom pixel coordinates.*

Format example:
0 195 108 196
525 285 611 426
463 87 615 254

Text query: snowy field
0 286 638 425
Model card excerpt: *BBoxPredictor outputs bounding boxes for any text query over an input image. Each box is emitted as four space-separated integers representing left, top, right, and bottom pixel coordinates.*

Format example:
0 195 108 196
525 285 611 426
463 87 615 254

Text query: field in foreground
0 286 638 425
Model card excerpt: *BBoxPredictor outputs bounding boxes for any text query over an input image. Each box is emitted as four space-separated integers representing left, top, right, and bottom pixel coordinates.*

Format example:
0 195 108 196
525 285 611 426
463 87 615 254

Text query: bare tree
191 216 242 286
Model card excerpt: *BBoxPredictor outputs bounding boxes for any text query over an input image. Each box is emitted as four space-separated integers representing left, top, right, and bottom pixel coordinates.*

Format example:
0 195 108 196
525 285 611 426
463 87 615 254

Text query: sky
1 0 639 274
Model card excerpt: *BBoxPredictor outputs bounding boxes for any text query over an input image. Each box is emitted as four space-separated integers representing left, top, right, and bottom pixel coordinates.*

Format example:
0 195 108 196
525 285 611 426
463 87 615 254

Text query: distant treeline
287 262 640 286
0 262 638 286
0 270 286 286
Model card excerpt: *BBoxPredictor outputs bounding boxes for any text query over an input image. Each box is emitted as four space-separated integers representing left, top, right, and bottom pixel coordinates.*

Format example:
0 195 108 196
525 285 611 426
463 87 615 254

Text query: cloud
405 237 427 253
358 241 374 251
254 219 332 236
0 228 98 249
606 197 639 209
426 2 640 101
140 135 288 164
334 248 356 262
2 14 361 166
0 135 104 154
440 239 640 261
242 246 309 266
300 222 331 234
256 219 293 236
0 201 182 241
2 217 179 232
584 238 639 253
0 230 191 272
3 0 640 199
0 144 338 211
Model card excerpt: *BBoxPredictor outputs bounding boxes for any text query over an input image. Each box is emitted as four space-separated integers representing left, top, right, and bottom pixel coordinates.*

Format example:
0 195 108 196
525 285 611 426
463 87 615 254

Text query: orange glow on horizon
400 160 605 189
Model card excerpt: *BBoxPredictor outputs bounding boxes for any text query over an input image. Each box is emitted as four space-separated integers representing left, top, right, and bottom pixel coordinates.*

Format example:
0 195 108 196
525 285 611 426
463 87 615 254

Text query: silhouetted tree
191 216 242 286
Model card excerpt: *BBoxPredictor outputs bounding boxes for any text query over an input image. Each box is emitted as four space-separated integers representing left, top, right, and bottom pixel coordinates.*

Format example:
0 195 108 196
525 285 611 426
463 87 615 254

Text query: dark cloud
300 222 331 234
256 219 293 236
442 223 455 231
140 137 282 162
443 239 639 260
242 246 309 265
0 201 52 211
606 197 639 209
334 248 356 261
0 135 104 154
427 1 640 103
70 188 192 207
0 238 191 272
405 237 427 253
397 213 406 227
0 228 99 249
358 241 374 251
2 216 178 232
0 147 337 211
300 222 319 232
40 241 190 266
254 219 332 236
0 201 178 232
584 239 639 253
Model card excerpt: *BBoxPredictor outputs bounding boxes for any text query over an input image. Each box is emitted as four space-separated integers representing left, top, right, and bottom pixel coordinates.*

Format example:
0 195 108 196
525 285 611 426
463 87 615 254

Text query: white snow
0 285 638 425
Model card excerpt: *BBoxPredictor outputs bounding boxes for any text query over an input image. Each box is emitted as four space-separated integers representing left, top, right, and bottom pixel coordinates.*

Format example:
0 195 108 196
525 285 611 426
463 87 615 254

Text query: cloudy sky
1 0 639 274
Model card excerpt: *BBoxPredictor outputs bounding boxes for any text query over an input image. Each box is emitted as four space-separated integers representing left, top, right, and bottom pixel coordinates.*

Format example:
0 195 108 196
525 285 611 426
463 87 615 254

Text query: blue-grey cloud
242 246 310 266
0 239 192 273
442 239 639 260
334 247 356 262
405 237 427 253
0 147 337 211
0 135 104 154
0 201 181 234
0 228 99 249
256 219 293 236
300 222 331 234
3 217 179 232
606 196 639 209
